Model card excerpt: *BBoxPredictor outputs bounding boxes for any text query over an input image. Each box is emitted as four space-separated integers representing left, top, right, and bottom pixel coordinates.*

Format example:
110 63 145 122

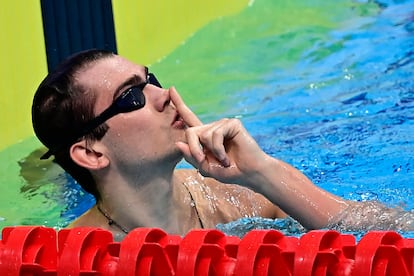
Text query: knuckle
227 118 242 128
199 131 210 142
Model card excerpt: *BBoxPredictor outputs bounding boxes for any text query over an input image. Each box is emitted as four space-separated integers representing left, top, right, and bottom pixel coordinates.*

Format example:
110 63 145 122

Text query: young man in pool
32 49 412 240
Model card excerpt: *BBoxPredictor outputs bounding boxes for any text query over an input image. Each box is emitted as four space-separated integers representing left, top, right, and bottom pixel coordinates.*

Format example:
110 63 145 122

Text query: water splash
216 216 306 238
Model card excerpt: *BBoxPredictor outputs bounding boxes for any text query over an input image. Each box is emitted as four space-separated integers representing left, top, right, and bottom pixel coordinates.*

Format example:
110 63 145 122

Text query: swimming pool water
213 0 414 237
1 0 413 237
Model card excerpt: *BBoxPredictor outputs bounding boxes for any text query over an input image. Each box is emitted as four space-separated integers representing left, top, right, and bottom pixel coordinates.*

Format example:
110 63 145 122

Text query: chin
164 147 185 166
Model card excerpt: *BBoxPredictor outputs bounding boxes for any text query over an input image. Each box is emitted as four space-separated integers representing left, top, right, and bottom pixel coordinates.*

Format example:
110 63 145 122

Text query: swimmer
32 49 414 240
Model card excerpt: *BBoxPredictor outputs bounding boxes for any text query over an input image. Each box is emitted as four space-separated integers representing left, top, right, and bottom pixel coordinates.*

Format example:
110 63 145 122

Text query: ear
69 140 109 170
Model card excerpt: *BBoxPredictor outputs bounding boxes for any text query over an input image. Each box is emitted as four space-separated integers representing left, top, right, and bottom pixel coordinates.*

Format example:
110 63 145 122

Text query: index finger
169 86 203 127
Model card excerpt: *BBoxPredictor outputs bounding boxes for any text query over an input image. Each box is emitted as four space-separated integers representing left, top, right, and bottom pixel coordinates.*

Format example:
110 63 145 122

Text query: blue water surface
216 0 414 238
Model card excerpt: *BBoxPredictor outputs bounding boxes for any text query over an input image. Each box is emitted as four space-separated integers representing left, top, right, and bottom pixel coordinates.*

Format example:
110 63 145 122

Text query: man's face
76 55 187 170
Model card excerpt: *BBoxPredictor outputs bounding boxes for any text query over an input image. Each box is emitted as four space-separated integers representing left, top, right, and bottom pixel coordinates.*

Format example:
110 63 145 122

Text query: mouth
171 112 186 129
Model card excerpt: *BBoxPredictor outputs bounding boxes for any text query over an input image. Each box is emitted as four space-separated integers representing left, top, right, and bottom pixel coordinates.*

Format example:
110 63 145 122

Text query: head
32 49 186 200
32 49 114 198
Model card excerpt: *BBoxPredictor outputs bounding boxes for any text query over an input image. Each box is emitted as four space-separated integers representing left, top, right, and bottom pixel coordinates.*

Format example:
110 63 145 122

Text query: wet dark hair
32 49 116 200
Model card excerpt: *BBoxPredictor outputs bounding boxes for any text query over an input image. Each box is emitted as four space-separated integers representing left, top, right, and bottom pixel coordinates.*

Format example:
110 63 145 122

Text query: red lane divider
2 226 414 275
353 231 410 275
0 226 57 275
176 229 235 275
57 227 113 275
116 228 179 275
234 229 298 275
294 230 356 275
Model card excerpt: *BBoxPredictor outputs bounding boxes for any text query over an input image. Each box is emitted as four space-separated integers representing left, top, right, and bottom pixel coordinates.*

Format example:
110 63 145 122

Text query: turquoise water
1 0 413 236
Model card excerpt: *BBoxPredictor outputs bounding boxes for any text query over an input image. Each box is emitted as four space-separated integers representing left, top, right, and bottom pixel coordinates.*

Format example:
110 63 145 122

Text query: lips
171 112 186 129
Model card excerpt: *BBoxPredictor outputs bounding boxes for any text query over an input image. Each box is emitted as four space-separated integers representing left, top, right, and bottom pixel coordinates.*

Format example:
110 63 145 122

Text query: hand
170 87 268 184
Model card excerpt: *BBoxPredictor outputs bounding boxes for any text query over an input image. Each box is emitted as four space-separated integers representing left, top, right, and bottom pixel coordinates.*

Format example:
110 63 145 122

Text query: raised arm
170 87 349 229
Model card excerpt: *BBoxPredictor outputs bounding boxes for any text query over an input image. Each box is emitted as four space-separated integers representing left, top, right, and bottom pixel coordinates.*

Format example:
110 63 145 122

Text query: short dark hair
32 49 115 199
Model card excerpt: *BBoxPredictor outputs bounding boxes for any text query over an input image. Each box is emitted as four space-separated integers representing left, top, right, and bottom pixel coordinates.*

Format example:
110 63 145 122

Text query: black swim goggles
40 71 162 159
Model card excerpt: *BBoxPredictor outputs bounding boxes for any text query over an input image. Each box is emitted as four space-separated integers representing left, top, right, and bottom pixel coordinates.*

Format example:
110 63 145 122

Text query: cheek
103 112 162 155
114 109 152 132
108 117 149 142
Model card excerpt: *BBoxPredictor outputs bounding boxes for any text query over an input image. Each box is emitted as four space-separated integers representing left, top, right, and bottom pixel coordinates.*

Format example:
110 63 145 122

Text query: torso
68 169 284 239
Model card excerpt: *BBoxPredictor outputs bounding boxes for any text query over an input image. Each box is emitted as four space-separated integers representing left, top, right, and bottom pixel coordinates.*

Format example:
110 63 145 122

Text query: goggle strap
40 73 159 160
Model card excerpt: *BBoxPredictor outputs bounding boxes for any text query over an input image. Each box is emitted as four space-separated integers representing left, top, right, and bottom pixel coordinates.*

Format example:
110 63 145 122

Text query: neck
96 167 180 233
96 204 130 234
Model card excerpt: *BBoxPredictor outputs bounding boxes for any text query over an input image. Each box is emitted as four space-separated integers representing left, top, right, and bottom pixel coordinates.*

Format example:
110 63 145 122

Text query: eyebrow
112 67 149 99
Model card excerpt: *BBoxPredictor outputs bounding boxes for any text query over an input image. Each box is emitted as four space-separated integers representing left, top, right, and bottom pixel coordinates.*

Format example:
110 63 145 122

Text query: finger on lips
170 88 231 167
169 87 203 127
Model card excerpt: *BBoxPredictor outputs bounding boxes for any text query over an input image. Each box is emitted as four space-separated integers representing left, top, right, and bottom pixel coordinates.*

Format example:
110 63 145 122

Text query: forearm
326 200 414 231
241 157 349 229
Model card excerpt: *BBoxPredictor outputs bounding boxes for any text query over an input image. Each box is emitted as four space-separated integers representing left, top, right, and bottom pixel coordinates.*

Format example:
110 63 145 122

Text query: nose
143 84 171 112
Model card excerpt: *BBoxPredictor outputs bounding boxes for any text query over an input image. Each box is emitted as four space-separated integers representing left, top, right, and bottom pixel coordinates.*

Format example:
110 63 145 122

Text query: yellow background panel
0 1 48 151
113 0 248 65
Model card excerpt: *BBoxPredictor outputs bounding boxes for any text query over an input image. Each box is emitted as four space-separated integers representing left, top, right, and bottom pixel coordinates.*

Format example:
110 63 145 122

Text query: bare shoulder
174 168 197 177
174 168 286 218
67 205 108 229
174 168 243 192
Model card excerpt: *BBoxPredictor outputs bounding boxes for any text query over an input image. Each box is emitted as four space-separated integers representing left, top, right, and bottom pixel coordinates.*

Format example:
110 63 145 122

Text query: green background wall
0 0 248 152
